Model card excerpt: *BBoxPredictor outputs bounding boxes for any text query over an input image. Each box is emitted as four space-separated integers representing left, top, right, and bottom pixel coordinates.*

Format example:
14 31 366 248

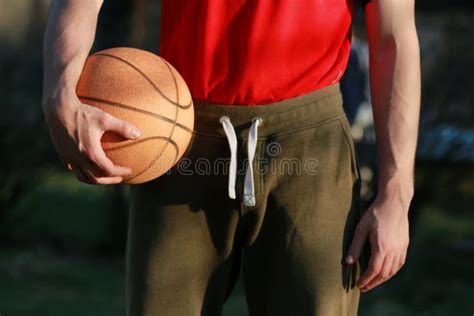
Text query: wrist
42 61 81 106
377 172 414 211
42 83 79 117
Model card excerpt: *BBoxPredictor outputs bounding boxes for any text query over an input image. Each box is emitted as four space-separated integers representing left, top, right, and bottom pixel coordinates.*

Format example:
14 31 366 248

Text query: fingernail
345 256 354 264
131 128 141 139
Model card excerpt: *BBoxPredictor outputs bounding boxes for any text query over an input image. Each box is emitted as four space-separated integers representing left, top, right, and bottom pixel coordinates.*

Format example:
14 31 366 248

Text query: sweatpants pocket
337 115 360 184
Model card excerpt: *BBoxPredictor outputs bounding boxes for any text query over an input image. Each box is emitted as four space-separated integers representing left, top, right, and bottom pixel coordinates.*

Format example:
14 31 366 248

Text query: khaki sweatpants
126 83 370 316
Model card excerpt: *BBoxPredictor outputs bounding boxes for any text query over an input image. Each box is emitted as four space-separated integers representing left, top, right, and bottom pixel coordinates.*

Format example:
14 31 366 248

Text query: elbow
54 0 104 10
88 0 105 10
371 28 419 64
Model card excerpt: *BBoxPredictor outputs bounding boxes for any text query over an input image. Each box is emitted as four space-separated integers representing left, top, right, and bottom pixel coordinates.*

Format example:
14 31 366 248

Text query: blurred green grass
2 174 109 248
0 173 473 315
0 249 125 316
1 173 128 253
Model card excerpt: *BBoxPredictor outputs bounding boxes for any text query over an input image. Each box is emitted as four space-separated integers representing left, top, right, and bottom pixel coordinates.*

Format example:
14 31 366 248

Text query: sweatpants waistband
192 83 345 139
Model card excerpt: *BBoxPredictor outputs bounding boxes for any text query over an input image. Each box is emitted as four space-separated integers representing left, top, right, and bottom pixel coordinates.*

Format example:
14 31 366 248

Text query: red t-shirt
160 0 367 105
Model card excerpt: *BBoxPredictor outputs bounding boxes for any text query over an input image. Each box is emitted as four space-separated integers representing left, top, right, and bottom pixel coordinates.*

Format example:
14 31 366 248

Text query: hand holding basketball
76 48 194 184
42 90 142 184
44 47 194 185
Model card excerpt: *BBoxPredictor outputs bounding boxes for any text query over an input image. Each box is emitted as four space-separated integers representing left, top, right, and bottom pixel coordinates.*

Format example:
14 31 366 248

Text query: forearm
365 1 421 206
43 0 103 106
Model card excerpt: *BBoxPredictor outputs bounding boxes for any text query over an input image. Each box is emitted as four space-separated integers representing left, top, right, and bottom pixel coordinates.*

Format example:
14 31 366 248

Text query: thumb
99 114 141 140
345 222 369 265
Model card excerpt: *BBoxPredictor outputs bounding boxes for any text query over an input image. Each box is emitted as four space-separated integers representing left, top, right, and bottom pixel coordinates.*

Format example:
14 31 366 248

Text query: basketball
76 47 194 184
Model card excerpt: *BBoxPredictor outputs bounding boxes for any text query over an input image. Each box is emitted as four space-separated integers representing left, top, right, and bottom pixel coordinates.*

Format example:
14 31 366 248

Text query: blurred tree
0 0 53 213
0 0 138 254
421 14 473 129
416 0 474 11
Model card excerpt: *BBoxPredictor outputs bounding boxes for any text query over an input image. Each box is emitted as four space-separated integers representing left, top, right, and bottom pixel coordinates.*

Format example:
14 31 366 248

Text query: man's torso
160 0 364 105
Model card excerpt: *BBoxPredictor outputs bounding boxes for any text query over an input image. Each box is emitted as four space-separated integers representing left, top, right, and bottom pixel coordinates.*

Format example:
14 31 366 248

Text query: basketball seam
125 56 180 182
93 53 192 109
86 50 190 182
104 136 178 152
78 95 193 133
122 137 179 182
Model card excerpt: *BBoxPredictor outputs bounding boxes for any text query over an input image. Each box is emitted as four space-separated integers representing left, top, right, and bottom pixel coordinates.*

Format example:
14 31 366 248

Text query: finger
346 223 369 265
71 163 92 184
60 157 73 171
361 254 396 291
86 131 133 177
357 251 384 288
79 159 124 185
86 160 109 178
390 253 403 276
399 251 407 268
98 113 141 140
78 155 114 178
92 175 124 185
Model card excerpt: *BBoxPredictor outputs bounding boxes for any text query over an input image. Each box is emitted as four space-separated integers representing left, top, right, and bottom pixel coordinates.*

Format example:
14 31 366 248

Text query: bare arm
43 0 101 102
366 0 420 201
346 0 420 291
42 0 140 184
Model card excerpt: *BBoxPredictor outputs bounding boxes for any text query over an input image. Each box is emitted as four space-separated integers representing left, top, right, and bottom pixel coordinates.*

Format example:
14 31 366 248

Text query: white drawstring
220 116 238 199
243 117 262 206
220 116 262 207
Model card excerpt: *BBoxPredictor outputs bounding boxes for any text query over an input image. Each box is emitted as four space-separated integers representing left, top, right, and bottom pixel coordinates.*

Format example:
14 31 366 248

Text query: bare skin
42 0 141 185
42 0 420 292
345 0 421 292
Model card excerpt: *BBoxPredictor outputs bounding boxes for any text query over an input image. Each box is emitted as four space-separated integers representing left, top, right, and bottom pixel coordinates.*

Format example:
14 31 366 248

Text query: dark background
0 0 473 315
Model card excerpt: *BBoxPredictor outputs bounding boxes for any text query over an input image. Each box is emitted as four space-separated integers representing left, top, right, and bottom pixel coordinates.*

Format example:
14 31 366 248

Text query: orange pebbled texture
76 47 194 184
